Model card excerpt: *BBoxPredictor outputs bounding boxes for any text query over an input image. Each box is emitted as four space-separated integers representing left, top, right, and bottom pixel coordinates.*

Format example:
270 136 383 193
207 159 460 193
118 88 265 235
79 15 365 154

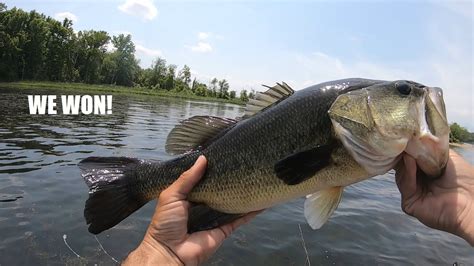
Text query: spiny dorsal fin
165 116 238 155
243 82 294 118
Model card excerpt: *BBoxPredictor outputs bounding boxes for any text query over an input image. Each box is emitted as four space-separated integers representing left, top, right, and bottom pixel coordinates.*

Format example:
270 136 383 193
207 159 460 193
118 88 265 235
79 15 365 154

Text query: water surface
0 87 472 265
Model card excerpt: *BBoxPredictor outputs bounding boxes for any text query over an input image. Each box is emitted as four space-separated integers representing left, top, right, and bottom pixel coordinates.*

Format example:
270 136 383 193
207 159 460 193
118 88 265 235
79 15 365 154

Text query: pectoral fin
274 143 335 185
304 187 344 229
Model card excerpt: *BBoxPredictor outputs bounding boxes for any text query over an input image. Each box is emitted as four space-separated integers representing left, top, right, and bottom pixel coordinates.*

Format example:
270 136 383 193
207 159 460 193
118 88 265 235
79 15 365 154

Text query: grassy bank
0 81 245 105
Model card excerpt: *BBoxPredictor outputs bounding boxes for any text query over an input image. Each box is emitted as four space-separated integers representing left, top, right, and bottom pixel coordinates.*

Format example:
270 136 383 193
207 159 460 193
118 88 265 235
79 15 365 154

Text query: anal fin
304 187 344 229
188 204 243 233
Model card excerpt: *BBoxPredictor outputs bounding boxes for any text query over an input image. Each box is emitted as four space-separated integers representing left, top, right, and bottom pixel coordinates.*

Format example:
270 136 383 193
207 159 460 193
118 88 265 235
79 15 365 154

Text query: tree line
0 3 254 101
450 123 474 143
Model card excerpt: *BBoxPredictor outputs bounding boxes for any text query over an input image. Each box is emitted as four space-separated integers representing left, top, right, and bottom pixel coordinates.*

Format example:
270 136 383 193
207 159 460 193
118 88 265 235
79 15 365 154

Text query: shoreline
0 81 245 106
449 142 474 149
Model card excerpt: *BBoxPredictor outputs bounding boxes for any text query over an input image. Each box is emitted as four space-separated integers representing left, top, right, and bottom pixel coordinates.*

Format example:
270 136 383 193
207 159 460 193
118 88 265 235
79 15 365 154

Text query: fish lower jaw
352 153 400 177
404 132 449 178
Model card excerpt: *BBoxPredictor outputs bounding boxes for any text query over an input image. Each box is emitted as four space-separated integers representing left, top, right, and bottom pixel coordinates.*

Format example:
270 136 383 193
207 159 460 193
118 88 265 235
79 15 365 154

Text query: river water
0 87 472 265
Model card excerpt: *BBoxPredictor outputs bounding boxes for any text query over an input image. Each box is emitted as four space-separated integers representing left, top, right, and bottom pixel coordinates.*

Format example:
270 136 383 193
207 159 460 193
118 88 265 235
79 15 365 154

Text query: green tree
240 89 249 102
218 79 229 99
109 34 139 86
21 11 50 80
0 7 49 80
100 52 118 84
191 77 197 93
449 123 473 143
248 89 256 100
209 78 218 97
194 82 208 97
178 64 191 87
0 5 24 80
44 18 75 81
139 57 167 89
75 30 110 83
164 64 176 90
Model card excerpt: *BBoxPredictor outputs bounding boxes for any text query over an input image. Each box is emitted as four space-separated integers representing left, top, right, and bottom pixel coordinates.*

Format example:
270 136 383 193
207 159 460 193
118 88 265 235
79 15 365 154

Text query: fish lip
404 86 449 179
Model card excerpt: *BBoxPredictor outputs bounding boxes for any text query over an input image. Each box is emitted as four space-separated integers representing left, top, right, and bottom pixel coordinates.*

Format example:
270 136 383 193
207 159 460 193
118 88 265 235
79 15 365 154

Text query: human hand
395 150 474 246
123 155 261 265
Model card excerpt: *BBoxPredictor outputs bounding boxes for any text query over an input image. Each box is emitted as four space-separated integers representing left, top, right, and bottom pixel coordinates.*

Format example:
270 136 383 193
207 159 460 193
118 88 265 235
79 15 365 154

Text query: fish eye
396 82 411 95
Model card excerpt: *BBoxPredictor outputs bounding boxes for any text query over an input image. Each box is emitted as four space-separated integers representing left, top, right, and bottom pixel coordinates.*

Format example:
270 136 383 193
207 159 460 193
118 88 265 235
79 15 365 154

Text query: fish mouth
404 86 449 179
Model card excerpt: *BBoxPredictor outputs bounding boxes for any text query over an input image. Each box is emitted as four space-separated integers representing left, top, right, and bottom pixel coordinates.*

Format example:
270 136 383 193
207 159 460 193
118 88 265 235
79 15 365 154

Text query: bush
449 123 474 143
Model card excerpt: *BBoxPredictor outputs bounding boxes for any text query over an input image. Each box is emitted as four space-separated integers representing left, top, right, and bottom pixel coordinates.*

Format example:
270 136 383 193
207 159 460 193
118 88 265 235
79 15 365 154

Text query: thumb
395 154 418 203
165 155 207 199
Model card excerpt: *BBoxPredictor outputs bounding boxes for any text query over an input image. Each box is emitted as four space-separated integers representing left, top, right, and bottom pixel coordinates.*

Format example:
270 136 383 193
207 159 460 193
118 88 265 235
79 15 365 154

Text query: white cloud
134 44 163 67
136 44 162 57
186 31 217 53
198 32 210 40
54 12 78 22
187 42 213 53
437 1 473 20
118 0 158 21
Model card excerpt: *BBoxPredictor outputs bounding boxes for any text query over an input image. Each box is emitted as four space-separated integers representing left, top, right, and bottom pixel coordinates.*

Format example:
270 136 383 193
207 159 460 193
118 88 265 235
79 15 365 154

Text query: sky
5 0 473 130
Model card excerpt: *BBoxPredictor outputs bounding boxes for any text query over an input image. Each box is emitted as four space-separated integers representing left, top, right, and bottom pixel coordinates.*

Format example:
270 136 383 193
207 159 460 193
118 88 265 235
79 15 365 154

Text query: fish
79 78 450 234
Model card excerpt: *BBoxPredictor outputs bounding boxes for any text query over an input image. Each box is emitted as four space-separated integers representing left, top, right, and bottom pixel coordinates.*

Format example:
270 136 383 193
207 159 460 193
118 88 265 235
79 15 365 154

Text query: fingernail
195 155 205 164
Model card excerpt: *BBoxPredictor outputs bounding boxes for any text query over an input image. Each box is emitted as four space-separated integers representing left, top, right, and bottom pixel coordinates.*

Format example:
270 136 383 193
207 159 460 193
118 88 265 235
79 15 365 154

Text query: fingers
225 210 263 234
208 210 264 243
163 155 207 200
396 154 418 203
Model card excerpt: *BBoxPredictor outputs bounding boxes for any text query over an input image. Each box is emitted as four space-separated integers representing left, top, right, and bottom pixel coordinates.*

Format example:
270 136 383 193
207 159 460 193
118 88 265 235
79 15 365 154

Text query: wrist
123 237 183 265
458 203 474 246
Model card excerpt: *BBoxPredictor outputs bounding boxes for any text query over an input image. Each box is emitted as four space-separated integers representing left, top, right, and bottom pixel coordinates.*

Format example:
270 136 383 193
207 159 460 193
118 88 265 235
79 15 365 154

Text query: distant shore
0 81 245 106
450 142 474 149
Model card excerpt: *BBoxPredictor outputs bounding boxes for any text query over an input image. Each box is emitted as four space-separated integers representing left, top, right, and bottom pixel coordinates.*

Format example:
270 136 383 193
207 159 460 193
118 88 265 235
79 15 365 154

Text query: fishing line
298 224 311 266
94 235 119 263
62 234 81 258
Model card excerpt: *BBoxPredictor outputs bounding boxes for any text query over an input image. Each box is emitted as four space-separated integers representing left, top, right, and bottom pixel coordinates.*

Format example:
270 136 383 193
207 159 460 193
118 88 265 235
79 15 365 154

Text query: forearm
455 157 474 246
122 239 183 266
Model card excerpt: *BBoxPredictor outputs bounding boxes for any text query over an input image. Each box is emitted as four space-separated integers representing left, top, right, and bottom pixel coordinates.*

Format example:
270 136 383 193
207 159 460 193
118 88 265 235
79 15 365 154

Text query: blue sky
6 0 473 130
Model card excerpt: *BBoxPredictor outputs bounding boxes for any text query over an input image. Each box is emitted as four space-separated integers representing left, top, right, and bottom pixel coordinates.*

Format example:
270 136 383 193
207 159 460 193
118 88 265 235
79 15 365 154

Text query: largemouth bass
79 78 450 234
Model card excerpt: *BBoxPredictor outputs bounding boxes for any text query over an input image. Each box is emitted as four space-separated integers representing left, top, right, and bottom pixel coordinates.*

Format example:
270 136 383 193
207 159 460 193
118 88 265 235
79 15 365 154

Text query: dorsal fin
165 116 238 155
244 82 294 118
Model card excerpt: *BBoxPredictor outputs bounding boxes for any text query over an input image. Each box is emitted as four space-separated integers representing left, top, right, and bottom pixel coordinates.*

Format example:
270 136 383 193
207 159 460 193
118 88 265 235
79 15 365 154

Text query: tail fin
79 157 148 234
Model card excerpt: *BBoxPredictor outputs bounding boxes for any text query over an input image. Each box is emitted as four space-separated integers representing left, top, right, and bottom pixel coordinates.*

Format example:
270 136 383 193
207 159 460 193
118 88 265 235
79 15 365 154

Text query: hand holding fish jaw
395 150 474 246
123 155 262 266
